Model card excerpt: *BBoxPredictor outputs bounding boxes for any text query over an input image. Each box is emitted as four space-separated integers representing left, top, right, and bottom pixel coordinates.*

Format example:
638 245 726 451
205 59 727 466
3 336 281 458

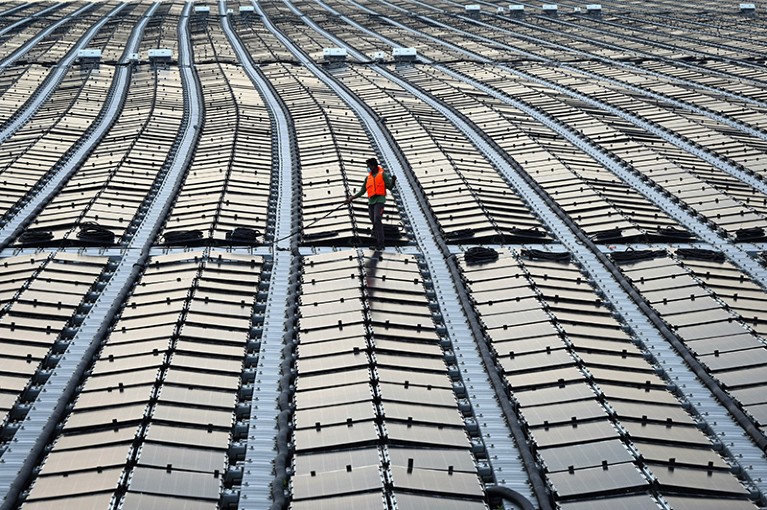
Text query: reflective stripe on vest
365 166 386 197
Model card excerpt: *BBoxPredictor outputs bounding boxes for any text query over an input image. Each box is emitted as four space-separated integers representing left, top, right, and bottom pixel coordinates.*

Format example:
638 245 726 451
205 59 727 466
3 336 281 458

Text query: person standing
345 157 396 250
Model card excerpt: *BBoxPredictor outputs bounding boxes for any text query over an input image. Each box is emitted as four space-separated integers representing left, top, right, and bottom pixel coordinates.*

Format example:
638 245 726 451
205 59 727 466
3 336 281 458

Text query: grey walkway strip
219 3 297 507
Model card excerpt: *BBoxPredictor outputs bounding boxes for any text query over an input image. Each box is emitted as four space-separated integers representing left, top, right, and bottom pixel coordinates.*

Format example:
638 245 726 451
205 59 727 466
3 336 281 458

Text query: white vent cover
77 49 102 59
392 47 417 59
148 49 173 59
323 48 347 58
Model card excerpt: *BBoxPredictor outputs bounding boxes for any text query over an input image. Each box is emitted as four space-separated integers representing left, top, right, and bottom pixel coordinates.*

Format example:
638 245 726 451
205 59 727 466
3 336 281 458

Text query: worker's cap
366 157 378 168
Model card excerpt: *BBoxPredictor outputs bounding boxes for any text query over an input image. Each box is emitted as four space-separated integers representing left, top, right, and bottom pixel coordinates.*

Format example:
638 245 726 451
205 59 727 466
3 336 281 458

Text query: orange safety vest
365 166 386 197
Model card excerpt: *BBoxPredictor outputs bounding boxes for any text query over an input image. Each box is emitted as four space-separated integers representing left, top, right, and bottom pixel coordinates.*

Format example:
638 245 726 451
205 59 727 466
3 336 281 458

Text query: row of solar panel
483 1 767 58
0 3 102 122
435 0 767 111
260 1 680 243
8 0 763 252
160 18 272 245
0 2 80 63
0 252 107 434
299 0 767 243
229 14 296 63
0 4 766 510
560 6 766 61
466 3 767 119
614 251 767 436
545 0 757 14
0 4 404 250
477 62 767 235
6 246 766 507
8 247 493 508
230 14 406 246
1 65 124 224
402 64 685 241
21 250 264 509
23 66 184 246
0 2 174 245
294 250 487 509
243 1 554 244
177 4 767 487
274 64 410 245
458 248 759 509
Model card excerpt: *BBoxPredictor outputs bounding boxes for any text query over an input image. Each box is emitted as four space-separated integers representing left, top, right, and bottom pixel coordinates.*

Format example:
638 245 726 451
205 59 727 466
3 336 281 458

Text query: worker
345 157 396 250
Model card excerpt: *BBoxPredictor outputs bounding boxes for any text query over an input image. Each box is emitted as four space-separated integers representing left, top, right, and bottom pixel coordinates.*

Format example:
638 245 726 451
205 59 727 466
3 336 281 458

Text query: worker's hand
391 175 397 185
344 195 352 205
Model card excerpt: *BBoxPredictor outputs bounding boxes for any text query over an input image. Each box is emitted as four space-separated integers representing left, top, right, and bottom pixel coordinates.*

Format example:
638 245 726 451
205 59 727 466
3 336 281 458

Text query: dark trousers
368 203 385 249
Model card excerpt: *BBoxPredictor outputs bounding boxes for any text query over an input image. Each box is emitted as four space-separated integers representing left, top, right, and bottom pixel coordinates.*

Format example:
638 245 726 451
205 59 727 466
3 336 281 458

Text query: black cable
76 222 115 245
520 249 570 261
610 249 666 262
592 226 624 242
506 226 547 242
17 229 53 246
226 227 261 244
163 229 203 245
676 248 726 262
464 246 499 265
652 226 694 241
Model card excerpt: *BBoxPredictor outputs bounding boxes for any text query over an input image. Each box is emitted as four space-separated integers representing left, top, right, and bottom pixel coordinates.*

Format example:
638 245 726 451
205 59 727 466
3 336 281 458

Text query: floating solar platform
0 0 766 509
